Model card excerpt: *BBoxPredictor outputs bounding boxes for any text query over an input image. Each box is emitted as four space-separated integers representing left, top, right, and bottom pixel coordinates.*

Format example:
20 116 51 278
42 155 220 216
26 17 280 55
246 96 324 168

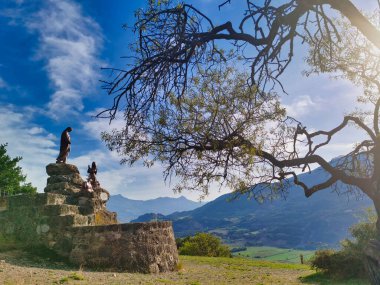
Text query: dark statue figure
81 161 110 203
56 127 72 163
87 161 99 188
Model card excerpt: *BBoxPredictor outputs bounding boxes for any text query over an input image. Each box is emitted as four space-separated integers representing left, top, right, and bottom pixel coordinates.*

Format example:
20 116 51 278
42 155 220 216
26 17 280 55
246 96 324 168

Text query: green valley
232 246 315 264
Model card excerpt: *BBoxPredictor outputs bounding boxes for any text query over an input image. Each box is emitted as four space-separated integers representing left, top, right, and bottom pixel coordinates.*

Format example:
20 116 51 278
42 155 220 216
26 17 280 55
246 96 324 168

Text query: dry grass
0 249 314 285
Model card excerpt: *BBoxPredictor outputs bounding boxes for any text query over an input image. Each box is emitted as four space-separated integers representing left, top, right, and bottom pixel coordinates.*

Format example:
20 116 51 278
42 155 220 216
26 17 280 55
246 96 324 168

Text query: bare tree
100 1 380 282
100 0 380 120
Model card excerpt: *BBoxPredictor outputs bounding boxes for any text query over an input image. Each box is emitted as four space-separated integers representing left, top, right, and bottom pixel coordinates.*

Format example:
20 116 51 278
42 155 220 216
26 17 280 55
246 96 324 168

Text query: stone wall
0 163 178 273
70 222 178 273
0 193 98 257
0 193 81 250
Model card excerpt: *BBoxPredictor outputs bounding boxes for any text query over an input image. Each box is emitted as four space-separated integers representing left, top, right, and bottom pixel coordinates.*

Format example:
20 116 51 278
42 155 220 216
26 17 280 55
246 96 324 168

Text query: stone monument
44 162 116 225
0 162 179 272
0 126 179 272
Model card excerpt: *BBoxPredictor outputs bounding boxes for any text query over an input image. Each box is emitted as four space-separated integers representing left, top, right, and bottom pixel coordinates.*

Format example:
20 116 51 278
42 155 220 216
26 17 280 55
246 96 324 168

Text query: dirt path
0 250 314 285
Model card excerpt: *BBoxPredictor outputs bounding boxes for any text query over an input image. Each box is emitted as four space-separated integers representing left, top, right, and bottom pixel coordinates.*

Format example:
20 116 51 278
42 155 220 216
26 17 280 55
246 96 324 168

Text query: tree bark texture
364 197 380 285
364 239 380 285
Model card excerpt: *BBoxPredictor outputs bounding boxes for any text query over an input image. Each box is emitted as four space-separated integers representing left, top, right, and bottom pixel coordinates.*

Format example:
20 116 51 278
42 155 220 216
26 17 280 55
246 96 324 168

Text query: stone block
78 197 90 206
43 204 79 216
7 195 36 208
46 163 80 176
53 237 73 257
47 214 91 229
87 215 95 226
10 193 68 207
42 193 68 205
74 215 91 226
64 195 78 205
44 182 81 195
47 215 77 229
47 173 84 187
78 206 94 215
94 209 118 225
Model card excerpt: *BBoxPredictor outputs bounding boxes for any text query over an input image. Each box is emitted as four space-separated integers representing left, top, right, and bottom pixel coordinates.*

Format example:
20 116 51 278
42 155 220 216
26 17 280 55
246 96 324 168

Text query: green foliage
310 209 377 279
176 236 191 249
178 233 232 257
103 66 288 198
0 143 36 196
310 249 365 279
300 272 370 285
68 272 85 280
58 272 85 283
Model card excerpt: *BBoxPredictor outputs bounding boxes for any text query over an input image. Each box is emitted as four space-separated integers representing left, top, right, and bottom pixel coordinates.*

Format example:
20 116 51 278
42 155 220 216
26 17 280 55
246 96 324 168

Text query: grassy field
233 246 315 264
0 248 370 285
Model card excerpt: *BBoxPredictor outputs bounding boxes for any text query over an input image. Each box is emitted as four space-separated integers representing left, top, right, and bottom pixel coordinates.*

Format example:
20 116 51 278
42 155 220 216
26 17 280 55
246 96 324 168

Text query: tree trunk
364 239 380 285
364 199 380 285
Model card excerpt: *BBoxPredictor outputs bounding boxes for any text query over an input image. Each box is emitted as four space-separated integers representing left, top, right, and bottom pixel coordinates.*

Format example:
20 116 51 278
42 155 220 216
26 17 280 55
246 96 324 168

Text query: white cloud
81 112 126 141
284 95 319 118
0 104 57 192
27 0 103 119
28 127 44 135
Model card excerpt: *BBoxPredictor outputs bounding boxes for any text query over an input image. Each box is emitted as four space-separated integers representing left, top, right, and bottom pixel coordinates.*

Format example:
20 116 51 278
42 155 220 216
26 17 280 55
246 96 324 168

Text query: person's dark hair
66 127 72 132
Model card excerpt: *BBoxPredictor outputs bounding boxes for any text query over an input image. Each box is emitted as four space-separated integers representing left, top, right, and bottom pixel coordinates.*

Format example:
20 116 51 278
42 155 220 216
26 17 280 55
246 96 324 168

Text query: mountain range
130 166 373 250
107 194 204 222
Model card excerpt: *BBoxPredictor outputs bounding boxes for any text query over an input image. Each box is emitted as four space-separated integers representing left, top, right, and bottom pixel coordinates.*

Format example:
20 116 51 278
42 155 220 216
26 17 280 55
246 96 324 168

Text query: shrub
311 249 365 278
178 233 232 257
310 208 377 279
176 236 191 249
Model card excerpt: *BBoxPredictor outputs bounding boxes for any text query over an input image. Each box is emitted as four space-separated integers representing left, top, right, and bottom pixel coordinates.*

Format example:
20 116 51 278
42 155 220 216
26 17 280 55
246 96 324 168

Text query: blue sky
0 0 376 201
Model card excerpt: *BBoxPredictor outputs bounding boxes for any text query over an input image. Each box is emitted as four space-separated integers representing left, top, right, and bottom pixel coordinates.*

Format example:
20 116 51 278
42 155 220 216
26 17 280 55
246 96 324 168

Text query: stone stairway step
44 182 81 196
43 204 79 216
39 193 68 205
45 214 93 228
7 193 67 208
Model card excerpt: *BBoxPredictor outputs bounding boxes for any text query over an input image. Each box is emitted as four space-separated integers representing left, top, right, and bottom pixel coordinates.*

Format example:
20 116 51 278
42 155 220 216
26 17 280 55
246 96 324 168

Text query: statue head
66 127 73 132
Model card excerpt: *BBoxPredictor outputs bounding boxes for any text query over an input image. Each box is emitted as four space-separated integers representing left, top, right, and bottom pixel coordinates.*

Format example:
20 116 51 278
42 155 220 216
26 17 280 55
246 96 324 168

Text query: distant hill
132 166 373 249
107 194 204 222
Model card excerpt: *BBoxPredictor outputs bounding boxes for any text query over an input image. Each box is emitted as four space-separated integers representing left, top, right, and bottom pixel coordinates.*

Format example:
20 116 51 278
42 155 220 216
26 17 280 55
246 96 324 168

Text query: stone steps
7 193 68 208
42 204 80 216
44 214 95 229
44 182 81 196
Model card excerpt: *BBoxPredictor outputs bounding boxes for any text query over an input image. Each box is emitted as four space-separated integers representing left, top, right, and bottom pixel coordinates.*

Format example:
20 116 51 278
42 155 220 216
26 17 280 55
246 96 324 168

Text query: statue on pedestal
56 127 72 164
87 161 99 188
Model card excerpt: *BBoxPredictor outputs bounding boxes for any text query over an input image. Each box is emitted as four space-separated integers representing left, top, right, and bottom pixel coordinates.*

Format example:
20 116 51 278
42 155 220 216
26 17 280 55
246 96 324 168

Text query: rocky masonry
45 163 84 195
44 163 117 224
0 163 178 273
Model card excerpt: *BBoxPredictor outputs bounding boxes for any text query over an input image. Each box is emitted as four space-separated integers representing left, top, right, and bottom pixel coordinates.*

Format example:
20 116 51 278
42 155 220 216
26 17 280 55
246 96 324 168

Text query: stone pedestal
44 163 117 225
0 163 179 272
45 163 83 195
